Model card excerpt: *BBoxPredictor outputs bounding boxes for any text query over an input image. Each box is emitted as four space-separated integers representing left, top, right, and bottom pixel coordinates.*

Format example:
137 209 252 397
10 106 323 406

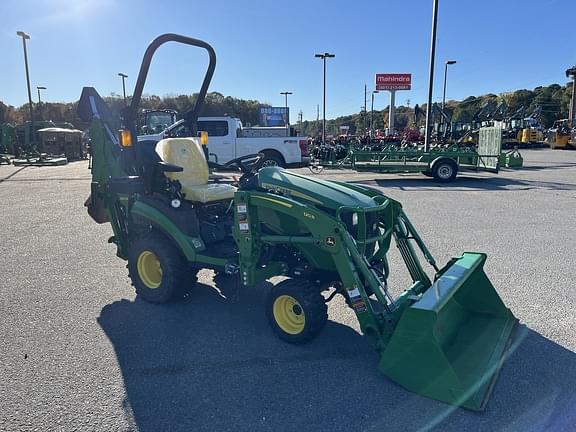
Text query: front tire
128 231 193 303
266 279 327 344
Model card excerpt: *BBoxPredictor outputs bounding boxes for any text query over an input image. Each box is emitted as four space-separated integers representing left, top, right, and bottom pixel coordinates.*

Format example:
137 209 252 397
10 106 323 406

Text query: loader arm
234 174 516 411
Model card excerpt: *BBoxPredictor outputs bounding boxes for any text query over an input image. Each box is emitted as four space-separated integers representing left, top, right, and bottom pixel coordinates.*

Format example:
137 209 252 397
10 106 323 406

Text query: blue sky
1 0 574 120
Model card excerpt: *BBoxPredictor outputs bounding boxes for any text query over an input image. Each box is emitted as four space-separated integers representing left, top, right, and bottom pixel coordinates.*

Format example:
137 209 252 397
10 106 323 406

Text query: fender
130 200 205 260
430 155 457 169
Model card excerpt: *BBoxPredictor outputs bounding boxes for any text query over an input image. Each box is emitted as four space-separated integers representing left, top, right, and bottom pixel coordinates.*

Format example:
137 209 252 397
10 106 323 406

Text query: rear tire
128 231 194 303
432 159 458 182
266 278 327 344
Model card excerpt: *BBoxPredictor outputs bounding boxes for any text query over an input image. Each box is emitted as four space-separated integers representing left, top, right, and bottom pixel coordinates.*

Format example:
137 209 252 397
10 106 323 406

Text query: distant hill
299 82 574 136
0 83 572 133
0 92 265 130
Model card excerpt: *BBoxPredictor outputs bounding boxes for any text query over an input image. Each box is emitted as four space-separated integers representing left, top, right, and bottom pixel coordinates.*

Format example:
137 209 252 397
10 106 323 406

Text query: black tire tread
432 159 458 182
266 278 327 344
127 231 195 303
262 151 285 168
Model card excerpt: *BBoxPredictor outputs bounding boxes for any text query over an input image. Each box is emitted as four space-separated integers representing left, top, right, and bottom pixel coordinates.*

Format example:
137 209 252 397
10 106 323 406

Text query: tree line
0 82 573 134
0 92 264 130
299 82 574 136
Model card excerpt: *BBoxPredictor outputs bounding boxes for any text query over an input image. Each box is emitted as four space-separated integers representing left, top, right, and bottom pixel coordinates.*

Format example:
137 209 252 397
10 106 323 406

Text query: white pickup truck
138 116 309 167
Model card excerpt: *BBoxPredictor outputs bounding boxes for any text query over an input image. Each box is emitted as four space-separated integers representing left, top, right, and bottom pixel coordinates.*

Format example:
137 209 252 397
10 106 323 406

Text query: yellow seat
155 138 236 203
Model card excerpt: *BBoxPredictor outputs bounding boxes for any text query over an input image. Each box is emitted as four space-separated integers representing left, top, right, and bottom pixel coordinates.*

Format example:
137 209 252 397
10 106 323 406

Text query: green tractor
81 34 517 411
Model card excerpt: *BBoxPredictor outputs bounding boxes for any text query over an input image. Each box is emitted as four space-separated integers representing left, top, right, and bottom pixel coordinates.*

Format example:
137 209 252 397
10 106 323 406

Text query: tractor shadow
98 285 576 432
354 175 576 192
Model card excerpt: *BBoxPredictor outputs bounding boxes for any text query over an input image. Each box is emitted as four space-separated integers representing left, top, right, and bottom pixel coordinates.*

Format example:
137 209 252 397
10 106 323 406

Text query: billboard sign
375 73 412 91
259 106 289 127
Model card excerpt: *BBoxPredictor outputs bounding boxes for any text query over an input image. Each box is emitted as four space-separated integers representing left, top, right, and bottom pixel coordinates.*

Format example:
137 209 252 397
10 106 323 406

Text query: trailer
310 127 522 181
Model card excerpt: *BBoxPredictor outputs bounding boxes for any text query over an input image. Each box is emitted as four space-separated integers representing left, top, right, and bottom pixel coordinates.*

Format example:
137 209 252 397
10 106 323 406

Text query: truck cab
138 116 308 167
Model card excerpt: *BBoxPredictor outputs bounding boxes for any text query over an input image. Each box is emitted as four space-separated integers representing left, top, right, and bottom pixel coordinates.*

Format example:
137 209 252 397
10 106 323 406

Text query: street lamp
442 60 456 114
280 91 292 133
37 86 47 120
371 90 379 136
315 52 335 143
566 65 576 126
440 60 456 134
16 31 34 133
118 73 128 104
37 86 47 104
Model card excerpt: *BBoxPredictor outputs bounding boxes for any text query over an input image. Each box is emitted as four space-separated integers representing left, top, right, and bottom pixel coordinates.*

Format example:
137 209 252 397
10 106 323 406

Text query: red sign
375 73 412 91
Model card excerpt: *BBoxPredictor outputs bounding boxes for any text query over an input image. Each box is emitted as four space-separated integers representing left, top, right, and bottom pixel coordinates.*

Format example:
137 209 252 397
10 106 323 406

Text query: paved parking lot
1 149 575 432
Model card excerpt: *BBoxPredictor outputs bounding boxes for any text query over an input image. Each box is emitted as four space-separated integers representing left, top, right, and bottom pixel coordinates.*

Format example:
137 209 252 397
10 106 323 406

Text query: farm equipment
37 127 87 160
82 34 517 411
309 126 521 180
3 121 70 166
1 123 18 162
140 109 178 135
546 119 574 149
12 153 68 166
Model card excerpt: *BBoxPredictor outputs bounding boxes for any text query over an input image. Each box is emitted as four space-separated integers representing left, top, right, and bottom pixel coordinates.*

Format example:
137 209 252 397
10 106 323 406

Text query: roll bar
122 33 216 138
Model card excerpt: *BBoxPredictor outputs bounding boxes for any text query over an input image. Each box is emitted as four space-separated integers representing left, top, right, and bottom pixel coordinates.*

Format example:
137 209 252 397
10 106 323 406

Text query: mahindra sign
375 73 412 91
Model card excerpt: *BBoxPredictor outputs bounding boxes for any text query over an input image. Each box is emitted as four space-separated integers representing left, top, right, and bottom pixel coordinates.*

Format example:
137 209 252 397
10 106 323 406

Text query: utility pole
118 73 128 104
424 0 439 152
364 84 367 134
316 104 320 137
371 90 379 137
388 90 396 135
315 52 335 144
16 31 34 143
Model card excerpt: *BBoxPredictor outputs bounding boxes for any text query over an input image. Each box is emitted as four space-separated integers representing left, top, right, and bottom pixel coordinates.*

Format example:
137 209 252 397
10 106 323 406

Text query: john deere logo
325 237 336 247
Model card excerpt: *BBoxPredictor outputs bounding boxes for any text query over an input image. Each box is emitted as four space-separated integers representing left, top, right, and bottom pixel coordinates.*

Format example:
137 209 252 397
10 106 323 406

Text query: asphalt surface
1 149 575 432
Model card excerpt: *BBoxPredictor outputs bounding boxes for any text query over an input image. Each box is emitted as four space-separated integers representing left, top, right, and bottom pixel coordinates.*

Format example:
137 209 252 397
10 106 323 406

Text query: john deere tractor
82 34 517 411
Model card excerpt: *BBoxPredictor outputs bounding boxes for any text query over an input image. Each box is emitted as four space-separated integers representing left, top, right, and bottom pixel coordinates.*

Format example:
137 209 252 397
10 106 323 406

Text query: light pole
118 73 128 104
566 66 576 126
442 60 456 111
16 31 34 136
280 91 292 134
315 52 335 143
37 86 47 120
371 90 379 136
37 86 46 104
441 60 456 125
424 0 439 152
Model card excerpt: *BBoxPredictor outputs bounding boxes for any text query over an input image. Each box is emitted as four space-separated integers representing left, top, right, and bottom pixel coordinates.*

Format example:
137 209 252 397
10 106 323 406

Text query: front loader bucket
379 253 517 411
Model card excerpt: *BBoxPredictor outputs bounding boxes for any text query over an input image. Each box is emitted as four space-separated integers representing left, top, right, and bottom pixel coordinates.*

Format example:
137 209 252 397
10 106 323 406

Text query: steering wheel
209 153 266 189
224 153 265 173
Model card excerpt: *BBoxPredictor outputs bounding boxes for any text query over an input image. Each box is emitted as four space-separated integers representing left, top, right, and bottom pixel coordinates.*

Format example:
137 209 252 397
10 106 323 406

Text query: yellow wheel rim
273 295 305 335
137 251 162 289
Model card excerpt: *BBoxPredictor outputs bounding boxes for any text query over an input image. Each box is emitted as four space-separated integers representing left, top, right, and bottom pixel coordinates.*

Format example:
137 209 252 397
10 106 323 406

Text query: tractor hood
258 167 379 210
